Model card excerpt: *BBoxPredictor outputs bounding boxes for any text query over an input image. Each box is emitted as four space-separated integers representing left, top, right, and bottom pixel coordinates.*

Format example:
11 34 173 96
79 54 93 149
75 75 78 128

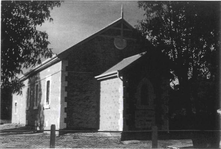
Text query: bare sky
38 1 144 54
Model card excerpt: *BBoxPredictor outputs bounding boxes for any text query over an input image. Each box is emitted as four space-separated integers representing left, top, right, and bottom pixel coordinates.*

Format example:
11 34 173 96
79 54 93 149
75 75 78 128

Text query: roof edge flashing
95 71 118 81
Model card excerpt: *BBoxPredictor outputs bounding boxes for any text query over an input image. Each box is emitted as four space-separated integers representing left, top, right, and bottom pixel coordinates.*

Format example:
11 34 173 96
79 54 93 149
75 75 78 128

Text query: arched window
136 78 155 109
141 84 149 105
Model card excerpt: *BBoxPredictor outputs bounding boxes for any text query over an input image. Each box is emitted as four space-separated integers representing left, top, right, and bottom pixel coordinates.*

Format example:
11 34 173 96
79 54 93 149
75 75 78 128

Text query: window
34 83 38 109
140 84 149 105
27 88 30 109
136 78 155 109
45 79 51 109
15 102 17 114
46 80 50 105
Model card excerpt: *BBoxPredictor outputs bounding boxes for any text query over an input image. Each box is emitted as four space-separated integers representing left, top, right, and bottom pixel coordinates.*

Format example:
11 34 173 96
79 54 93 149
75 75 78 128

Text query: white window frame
44 77 51 109
33 82 39 109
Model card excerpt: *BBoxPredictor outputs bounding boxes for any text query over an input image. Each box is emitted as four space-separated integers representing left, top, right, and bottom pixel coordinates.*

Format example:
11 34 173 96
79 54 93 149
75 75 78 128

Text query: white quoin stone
60 60 68 129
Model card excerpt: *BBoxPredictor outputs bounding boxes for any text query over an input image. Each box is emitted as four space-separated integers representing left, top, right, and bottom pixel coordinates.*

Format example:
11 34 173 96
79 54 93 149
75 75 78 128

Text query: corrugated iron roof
96 52 146 79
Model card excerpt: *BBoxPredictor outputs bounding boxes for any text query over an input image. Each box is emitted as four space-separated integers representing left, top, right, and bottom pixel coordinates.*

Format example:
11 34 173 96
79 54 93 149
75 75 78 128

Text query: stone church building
11 16 170 136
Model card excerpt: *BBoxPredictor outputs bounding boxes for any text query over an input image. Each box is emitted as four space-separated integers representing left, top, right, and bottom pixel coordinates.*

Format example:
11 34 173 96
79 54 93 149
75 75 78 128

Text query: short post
152 126 158 148
50 124 56 148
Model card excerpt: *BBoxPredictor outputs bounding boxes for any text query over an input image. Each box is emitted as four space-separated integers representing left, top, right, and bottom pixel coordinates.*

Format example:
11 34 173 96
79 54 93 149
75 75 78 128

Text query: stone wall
41 61 62 131
99 77 123 131
123 52 170 131
124 74 156 130
134 78 156 129
12 79 28 125
12 61 63 131
64 34 144 130
65 73 100 129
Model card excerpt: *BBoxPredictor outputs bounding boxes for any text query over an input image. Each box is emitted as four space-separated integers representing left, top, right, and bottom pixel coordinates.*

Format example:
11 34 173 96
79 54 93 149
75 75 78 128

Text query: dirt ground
0 123 193 148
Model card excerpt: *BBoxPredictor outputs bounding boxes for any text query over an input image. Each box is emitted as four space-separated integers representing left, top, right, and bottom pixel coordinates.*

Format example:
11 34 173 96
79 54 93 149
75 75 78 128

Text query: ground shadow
0 125 36 136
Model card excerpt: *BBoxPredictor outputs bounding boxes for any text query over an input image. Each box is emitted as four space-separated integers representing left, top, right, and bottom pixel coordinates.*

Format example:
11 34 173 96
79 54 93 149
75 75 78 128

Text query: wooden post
152 126 158 148
0 15 2 123
50 124 56 148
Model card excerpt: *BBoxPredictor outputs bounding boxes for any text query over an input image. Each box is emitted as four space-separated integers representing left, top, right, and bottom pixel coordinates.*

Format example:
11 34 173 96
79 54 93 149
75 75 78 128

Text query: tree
137 1 220 147
1 1 61 93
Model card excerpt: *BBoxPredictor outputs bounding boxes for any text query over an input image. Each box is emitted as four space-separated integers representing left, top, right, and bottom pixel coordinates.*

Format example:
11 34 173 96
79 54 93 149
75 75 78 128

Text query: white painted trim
118 78 124 131
95 71 118 80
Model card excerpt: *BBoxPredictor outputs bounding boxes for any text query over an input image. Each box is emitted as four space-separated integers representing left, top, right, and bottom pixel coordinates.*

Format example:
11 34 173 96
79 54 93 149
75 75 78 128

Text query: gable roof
57 17 135 59
95 52 146 80
19 17 135 81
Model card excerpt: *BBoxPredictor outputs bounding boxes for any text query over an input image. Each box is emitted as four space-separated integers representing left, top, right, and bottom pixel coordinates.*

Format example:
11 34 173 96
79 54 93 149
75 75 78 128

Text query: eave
19 55 60 82
95 71 119 81
95 52 146 81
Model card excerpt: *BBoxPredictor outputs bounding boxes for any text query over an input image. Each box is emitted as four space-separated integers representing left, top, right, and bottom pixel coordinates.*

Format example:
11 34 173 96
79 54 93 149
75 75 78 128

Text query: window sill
44 105 50 109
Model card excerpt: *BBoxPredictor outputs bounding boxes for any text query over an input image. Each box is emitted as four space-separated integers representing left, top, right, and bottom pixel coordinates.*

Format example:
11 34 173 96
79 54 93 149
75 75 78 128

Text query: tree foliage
1 1 61 92
137 1 220 129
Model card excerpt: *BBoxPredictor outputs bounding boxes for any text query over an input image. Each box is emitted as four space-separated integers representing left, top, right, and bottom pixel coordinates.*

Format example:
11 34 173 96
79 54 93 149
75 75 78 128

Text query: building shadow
26 73 45 132
1 87 12 123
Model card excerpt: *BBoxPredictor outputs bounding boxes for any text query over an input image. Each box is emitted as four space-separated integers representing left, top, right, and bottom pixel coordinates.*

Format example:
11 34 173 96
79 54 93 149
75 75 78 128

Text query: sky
37 1 145 54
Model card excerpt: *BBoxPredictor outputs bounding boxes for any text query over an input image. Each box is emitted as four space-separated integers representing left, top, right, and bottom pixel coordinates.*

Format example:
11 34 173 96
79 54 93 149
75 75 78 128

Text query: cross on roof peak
121 4 124 19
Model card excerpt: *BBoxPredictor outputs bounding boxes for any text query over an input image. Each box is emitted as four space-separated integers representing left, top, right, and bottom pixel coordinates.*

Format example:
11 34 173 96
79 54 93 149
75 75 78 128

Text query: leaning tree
1 1 61 120
1 1 61 92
